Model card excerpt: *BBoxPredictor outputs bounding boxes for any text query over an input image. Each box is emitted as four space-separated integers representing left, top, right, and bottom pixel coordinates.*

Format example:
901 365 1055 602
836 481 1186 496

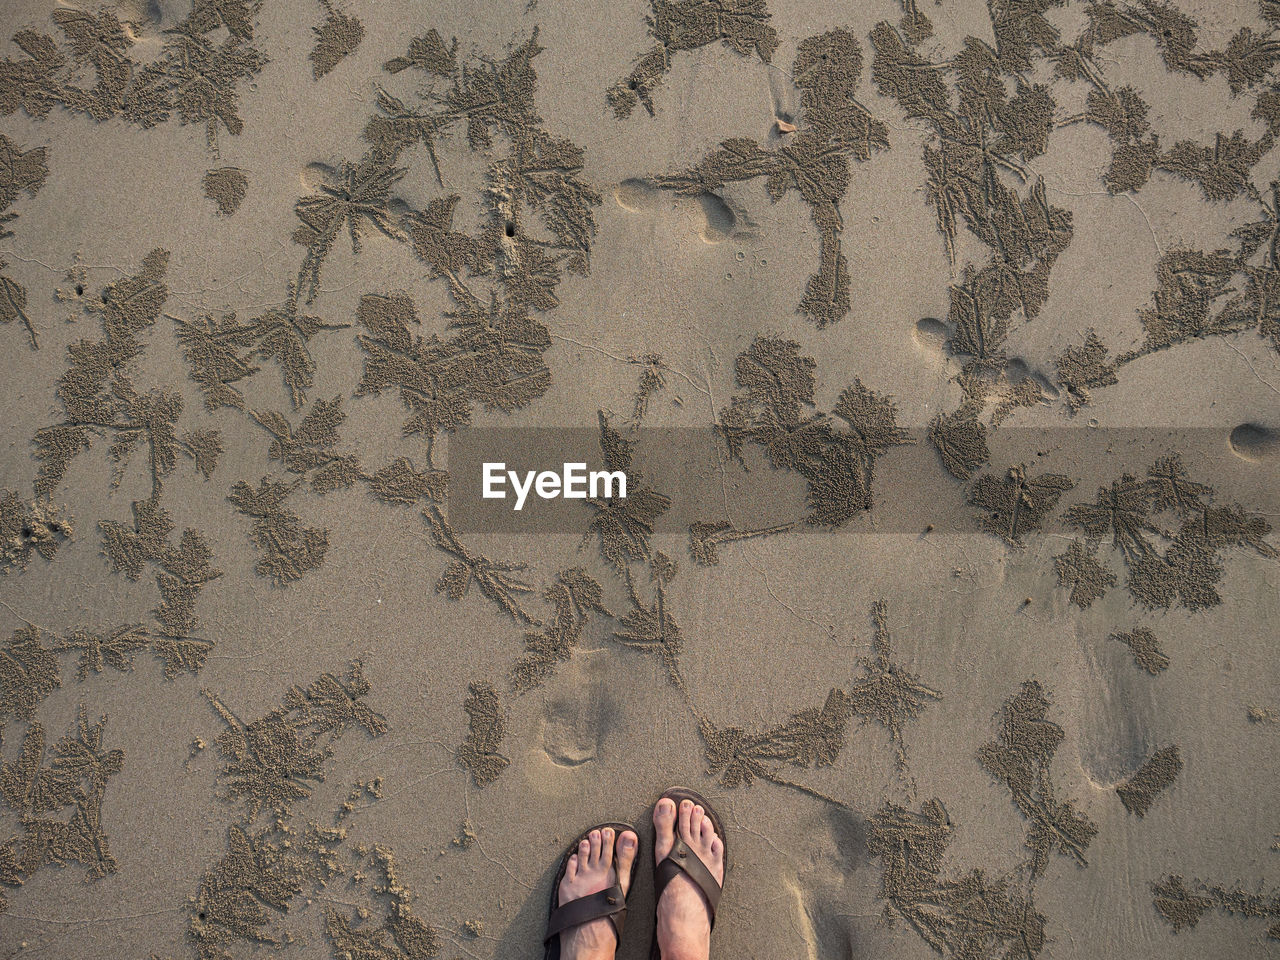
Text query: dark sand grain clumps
928 407 989 480
429 506 536 624
0 133 47 212
687 519 794 566
204 660 386 819
847 600 941 765
324 845 440 959
1063 455 1276 610
0 1 266 145
1111 627 1170 675
189 663 389 956
701 689 856 789
868 799 1047 960
202 167 247 215
1055 329 1119 412
100 497 221 641
309 2 364 79
607 0 777 118
0 708 124 913
0 625 60 723
1054 539 1118 609
457 681 509 788
588 414 672 574
718 336 911 525
33 249 222 499
1117 745 1182 817
510 569 608 692
979 680 1097 876
227 478 329 584
383 29 457 75
968 466 1074 546
1153 873 1280 944
0 134 48 348
613 579 683 681
701 600 938 787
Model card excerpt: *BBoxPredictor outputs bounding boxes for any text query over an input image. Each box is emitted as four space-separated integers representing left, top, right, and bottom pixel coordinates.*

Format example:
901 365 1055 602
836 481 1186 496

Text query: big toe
653 797 677 860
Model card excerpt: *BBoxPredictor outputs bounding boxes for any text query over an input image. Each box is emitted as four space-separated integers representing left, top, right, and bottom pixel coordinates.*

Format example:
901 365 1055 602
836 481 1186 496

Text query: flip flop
650 787 729 960
544 821 639 960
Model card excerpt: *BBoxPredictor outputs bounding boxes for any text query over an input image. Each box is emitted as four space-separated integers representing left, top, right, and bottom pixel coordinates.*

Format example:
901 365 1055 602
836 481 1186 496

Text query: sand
0 0 1278 957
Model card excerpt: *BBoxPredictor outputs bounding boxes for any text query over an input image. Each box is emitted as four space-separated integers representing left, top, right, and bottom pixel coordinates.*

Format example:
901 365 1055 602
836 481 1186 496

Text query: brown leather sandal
650 787 729 959
544 821 639 960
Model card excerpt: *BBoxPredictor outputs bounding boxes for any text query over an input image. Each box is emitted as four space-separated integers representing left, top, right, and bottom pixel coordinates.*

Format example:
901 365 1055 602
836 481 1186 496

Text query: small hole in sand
75 284 84 296
504 221 516 238
20 526 32 539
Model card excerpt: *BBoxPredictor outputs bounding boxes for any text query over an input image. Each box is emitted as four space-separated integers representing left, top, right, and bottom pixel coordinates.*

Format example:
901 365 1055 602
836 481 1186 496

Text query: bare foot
556 826 639 960
653 797 725 960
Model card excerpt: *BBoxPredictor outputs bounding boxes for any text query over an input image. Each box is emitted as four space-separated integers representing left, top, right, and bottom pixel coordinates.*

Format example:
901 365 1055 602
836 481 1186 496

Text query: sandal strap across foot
655 837 722 926
544 881 628 944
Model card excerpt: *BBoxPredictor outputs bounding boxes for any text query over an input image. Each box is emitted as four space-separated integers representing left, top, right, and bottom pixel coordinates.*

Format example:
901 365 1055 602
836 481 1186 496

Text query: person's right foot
653 796 724 960
556 826 638 960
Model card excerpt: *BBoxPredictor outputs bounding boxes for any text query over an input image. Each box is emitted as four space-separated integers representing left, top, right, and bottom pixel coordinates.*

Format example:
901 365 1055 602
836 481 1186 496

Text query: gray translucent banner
444 426 1279 535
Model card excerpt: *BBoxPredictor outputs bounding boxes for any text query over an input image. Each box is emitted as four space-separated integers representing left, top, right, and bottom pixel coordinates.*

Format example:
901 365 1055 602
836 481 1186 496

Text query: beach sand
0 0 1278 957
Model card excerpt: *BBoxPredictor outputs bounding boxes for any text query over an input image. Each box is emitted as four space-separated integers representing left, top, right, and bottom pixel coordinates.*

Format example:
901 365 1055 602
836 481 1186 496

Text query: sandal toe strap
655 837 722 927
544 883 628 944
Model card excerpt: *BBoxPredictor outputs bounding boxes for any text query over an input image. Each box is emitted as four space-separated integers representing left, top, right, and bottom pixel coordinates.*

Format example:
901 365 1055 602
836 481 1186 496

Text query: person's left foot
556 826 639 960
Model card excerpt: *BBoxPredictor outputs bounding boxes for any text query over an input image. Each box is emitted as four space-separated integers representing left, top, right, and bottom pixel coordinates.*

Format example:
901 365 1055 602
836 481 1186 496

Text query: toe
699 816 714 845
565 852 578 882
689 804 704 841
653 798 677 860
601 828 615 869
677 798 693 842
587 829 602 868
615 830 638 896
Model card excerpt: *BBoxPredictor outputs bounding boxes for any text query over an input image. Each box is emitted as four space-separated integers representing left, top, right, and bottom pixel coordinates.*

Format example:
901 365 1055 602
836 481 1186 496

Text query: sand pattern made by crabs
0 1 1278 957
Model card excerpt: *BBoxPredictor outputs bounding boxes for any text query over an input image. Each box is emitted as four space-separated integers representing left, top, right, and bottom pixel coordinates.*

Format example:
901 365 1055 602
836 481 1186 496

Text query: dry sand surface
0 0 1278 957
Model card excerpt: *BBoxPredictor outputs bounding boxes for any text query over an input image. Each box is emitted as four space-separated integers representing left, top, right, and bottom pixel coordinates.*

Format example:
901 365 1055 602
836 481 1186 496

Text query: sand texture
0 0 1279 957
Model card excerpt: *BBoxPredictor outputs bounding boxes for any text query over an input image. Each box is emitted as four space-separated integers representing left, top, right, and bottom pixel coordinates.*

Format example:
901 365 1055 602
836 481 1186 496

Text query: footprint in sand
1077 632 1157 789
301 162 335 192
105 0 163 26
1229 422 1280 462
613 178 739 244
913 316 949 352
777 807 898 960
539 649 616 768
1004 356 1061 400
